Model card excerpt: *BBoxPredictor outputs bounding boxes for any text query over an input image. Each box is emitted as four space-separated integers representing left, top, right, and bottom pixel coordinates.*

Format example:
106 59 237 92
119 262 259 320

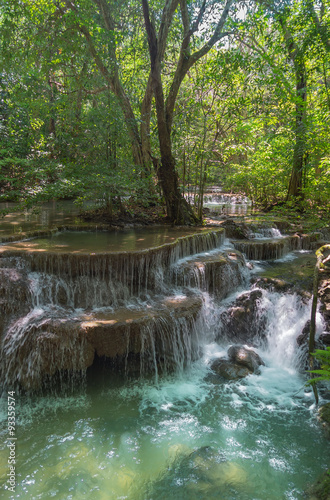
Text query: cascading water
185 191 252 216
0 225 329 499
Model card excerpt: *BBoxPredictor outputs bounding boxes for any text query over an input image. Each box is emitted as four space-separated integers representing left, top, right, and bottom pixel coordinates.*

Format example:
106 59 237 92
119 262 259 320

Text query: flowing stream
0 225 329 499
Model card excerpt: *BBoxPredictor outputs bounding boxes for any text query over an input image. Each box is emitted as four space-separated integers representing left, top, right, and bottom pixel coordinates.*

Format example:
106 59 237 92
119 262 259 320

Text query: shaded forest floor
79 197 330 235
79 198 168 226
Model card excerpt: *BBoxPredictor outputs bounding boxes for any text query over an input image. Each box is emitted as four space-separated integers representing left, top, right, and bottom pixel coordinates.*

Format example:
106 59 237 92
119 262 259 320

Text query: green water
0 355 329 500
0 214 329 499
2 228 204 254
0 201 84 239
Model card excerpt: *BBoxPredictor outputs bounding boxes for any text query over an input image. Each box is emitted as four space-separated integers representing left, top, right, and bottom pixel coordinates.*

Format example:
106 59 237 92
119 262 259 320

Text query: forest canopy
0 0 329 223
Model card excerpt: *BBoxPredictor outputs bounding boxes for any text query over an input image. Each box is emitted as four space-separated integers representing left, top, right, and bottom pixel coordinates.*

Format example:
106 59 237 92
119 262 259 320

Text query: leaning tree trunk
142 0 199 224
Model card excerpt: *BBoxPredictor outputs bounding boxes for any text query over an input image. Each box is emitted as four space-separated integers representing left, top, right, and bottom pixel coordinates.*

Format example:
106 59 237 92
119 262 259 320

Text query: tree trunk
287 60 307 200
279 16 307 203
158 143 198 224
48 76 56 137
142 0 199 224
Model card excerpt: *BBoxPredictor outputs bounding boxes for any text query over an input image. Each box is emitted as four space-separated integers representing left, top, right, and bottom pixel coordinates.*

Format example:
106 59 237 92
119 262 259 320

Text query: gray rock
217 289 266 345
210 358 251 380
227 345 265 374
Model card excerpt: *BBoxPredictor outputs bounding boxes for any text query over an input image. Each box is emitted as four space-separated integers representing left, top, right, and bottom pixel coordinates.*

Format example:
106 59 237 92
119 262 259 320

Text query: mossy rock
318 403 330 437
308 469 330 500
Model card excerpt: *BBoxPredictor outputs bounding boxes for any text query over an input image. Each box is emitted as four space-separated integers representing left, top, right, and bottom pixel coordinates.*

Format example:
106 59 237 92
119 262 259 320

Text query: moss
257 252 316 294
308 469 330 500
319 403 330 428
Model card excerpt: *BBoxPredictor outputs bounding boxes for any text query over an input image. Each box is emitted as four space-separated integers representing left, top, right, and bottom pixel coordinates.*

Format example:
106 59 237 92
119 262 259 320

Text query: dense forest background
0 0 329 224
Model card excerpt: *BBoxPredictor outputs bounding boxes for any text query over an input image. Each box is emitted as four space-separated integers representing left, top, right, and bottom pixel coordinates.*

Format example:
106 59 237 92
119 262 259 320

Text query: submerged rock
227 345 265 373
144 445 249 499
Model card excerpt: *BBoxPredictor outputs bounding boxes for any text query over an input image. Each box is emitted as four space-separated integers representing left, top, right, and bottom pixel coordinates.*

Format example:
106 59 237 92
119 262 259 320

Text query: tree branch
180 0 190 38
63 0 144 167
141 0 158 70
165 0 235 131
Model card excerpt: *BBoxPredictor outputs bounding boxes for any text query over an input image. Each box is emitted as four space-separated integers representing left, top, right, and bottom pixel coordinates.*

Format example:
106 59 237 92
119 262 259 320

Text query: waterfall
0 223 326 394
1 222 329 500
1 228 245 392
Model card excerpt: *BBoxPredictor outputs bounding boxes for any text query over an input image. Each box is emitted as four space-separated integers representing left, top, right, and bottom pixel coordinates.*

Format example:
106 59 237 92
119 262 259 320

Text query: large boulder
210 358 251 380
210 345 265 381
145 445 248 499
227 345 265 374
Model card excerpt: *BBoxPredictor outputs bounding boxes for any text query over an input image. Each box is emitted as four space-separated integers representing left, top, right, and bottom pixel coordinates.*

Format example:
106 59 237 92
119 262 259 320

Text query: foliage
308 347 330 384
0 0 329 217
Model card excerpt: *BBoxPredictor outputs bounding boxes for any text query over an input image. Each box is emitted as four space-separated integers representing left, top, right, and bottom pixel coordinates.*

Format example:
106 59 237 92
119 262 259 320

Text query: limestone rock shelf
231 233 323 261
1 295 203 390
0 228 231 391
172 250 247 299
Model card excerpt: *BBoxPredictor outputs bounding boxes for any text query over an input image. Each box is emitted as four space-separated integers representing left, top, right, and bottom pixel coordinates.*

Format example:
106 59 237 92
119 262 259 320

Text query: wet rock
231 237 295 261
0 317 95 391
227 345 265 373
296 320 311 347
1 295 204 390
0 229 225 284
253 277 292 294
307 469 330 500
319 332 330 346
56 284 68 306
210 358 252 380
145 445 249 499
0 266 31 335
319 277 330 332
221 219 250 239
172 250 247 300
318 403 330 437
231 232 323 260
82 295 203 375
217 289 266 345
